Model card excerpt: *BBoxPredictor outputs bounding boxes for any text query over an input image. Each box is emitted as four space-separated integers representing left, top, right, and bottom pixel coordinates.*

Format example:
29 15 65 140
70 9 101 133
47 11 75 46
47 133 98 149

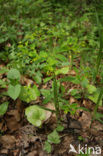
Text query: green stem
53 73 60 122
38 105 56 113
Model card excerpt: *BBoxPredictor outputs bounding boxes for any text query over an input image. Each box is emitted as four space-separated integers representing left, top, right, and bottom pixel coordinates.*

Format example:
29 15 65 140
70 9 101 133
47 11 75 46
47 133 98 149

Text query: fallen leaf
28 150 38 156
7 109 21 122
0 149 8 154
0 135 16 149
44 103 55 122
69 96 76 104
6 117 21 132
78 111 91 130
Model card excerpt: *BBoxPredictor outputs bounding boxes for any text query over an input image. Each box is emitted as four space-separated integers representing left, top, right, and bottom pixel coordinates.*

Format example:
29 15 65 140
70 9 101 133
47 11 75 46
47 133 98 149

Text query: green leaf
25 105 46 127
8 84 21 100
33 71 42 84
0 80 7 88
81 78 89 88
47 130 60 144
55 66 69 75
55 54 68 62
41 89 53 104
19 85 40 103
87 85 97 94
44 141 52 153
7 68 20 80
94 112 103 124
56 125 64 132
43 76 53 83
88 92 102 106
0 68 8 74
0 102 9 116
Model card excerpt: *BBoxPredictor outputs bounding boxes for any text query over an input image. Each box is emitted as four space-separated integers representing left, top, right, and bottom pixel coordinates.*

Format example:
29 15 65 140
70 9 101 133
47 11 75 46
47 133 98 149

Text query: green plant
0 102 9 116
25 105 46 127
7 68 21 100
19 85 40 103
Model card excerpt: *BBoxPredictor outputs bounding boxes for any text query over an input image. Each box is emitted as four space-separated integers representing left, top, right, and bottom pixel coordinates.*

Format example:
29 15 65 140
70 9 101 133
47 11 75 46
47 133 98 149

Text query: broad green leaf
47 130 60 144
55 54 68 62
88 92 102 106
0 102 9 116
7 68 20 80
20 85 40 103
44 141 52 153
43 76 53 83
87 85 97 94
8 84 21 100
56 125 64 132
55 66 69 75
25 105 46 127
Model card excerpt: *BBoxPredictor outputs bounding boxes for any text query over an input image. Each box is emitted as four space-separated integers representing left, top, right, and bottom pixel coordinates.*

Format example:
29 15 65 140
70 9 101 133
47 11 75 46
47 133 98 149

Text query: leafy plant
7 68 21 100
44 129 61 153
19 85 40 103
25 105 46 127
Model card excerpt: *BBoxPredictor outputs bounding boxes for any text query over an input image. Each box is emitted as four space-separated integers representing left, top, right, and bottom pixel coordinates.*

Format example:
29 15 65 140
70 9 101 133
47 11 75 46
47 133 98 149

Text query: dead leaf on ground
83 99 94 110
28 150 38 156
20 76 36 86
0 149 8 155
0 135 16 149
6 117 21 132
16 99 23 113
7 109 21 122
78 111 91 130
56 135 74 154
68 70 76 76
44 103 55 122
69 96 76 104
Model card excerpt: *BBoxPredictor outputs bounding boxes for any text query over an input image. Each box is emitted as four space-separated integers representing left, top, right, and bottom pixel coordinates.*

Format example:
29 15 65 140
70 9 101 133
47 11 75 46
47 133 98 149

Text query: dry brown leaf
69 96 76 104
44 103 55 122
12 149 20 156
0 149 8 154
20 76 36 86
28 150 38 156
78 111 91 130
68 70 76 75
0 135 16 149
7 109 21 122
16 99 23 113
6 117 21 132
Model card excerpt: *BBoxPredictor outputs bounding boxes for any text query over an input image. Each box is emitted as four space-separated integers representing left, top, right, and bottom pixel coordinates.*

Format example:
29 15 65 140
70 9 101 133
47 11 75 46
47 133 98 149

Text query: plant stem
53 73 60 122
38 105 56 113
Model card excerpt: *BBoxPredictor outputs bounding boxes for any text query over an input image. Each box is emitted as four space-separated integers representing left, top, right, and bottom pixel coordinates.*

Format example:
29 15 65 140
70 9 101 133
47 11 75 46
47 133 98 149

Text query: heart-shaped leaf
7 68 20 80
8 84 21 100
25 105 46 127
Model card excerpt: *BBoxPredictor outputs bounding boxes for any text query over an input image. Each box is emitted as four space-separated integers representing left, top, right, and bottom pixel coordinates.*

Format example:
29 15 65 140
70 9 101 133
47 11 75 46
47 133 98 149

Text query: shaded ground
0 68 103 156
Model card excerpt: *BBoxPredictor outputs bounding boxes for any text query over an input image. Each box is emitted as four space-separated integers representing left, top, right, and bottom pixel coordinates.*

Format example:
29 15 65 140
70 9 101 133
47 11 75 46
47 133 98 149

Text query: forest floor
0 66 103 156
0 1 103 156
